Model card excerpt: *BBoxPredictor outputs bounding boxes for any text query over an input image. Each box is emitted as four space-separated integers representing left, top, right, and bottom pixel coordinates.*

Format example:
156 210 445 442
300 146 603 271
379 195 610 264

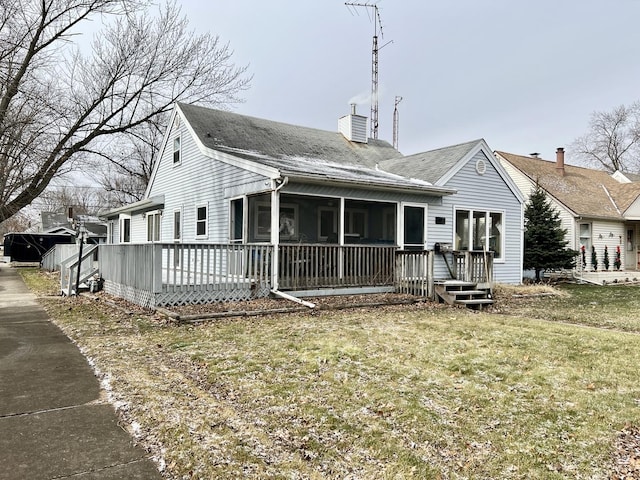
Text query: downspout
269 177 315 308
270 177 288 292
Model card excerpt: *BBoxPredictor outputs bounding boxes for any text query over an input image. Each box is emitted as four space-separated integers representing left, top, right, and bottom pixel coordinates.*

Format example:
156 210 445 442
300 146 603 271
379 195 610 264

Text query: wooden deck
55 243 496 309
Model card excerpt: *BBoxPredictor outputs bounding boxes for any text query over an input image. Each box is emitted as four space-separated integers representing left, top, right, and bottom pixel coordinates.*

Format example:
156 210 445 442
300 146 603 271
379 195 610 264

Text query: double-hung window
230 198 244 242
173 209 181 241
173 136 181 164
146 211 161 242
119 215 131 243
196 203 208 238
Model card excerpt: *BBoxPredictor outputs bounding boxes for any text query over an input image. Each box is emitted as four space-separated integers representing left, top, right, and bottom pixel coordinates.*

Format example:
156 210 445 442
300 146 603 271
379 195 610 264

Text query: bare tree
571 102 640 172
0 210 35 236
35 185 104 216
0 0 250 223
91 119 165 203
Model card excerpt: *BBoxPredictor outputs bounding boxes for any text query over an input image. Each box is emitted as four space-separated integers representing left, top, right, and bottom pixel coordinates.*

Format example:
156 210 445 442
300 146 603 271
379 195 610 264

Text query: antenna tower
392 95 402 150
345 2 391 140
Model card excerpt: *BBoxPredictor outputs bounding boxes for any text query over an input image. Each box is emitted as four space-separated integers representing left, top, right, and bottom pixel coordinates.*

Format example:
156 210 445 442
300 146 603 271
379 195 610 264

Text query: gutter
283 174 456 196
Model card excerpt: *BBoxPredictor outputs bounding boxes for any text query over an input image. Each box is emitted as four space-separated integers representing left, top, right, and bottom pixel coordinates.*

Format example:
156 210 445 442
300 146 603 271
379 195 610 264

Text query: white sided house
100 103 523 308
497 149 640 282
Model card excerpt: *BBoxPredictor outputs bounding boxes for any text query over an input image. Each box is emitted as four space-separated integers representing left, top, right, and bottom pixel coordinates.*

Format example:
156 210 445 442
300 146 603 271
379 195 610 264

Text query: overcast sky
181 1 640 164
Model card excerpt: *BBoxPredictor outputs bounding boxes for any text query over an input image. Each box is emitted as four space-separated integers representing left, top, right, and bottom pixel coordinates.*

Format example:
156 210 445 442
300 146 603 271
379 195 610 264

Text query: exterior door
626 226 637 270
402 204 426 250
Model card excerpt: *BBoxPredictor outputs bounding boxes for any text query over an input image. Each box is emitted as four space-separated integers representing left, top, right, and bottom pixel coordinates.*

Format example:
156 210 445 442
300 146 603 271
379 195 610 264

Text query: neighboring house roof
496 151 640 219
173 103 455 195
41 212 70 231
613 170 640 183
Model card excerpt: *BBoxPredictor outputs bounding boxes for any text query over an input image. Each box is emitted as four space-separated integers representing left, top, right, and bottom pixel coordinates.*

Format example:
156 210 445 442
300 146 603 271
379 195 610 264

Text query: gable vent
338 104 368 143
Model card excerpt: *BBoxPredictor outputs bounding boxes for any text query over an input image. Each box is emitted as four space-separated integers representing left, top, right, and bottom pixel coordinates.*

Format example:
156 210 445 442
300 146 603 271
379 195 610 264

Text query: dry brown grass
19 269 640 479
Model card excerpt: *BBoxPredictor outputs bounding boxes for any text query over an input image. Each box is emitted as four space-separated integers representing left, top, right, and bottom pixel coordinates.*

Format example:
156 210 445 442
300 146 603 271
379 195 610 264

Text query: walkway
0 263 162 479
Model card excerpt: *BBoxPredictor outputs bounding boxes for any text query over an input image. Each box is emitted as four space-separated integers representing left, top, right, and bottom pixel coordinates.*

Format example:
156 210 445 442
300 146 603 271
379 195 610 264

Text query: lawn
20 270 640 479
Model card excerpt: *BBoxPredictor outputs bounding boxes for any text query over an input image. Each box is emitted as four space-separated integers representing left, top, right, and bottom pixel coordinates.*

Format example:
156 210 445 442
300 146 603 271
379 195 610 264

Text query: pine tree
524 185 578 281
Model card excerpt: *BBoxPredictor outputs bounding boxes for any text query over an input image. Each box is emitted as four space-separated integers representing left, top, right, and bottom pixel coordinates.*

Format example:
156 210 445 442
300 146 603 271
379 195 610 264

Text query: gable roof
377 139 524 203
173 103 455 195
496 151 640 219
178 103 402 167
378 139 480 185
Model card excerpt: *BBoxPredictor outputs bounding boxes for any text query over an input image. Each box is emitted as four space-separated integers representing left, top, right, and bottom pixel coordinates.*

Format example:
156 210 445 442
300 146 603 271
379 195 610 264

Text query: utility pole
345 2 392 140
392 95 402 150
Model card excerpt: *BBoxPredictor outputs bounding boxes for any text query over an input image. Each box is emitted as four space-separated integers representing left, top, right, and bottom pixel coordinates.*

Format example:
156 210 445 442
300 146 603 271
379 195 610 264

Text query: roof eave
285 174 455 196
103 195 165 217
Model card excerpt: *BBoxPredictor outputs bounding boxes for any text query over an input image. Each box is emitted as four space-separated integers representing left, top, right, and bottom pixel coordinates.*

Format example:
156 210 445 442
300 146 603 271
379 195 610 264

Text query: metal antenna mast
392 95 402 150
345 2 391 140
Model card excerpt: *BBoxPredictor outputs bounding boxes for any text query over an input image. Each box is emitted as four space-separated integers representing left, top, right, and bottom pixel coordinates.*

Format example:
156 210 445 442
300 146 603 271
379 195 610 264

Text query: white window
119 215 131 243
173 136 181 164
146 211 161 242
107 220 116 244
455 208 504 261
173 209 181 241
196 203 208 238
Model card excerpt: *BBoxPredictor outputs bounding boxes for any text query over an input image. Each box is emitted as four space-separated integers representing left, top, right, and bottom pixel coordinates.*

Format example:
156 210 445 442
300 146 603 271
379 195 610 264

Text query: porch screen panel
319 208 337 242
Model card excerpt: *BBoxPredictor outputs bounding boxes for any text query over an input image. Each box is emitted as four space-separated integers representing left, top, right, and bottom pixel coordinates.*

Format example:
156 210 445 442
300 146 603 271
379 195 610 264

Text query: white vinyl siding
146 116 268 243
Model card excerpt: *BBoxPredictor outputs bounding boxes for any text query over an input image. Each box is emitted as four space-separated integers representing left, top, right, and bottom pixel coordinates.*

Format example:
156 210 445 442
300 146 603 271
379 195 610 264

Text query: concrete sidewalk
0 263 162 479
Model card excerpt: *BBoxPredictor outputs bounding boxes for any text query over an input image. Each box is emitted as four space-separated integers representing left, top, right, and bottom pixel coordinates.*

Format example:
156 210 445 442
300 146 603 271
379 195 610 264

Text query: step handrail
61 244 98 295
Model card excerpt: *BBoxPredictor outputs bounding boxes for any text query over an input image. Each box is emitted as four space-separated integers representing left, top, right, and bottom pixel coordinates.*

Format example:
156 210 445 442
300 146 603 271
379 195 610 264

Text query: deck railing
395 250 435 297
452 251 494 285
95 243 493 308
278 244 396 290
161 243 272 292
42 244 78 271
98 243 273 307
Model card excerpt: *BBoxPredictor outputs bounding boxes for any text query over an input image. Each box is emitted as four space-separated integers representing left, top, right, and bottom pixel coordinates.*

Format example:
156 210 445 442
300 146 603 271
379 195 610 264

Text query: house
496 148 640 279
3 211 106 264
101 103 524 308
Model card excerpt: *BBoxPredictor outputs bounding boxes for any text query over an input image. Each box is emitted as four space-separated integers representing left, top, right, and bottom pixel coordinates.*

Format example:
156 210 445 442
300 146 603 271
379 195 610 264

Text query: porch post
271 187 280 290
339 197 345 278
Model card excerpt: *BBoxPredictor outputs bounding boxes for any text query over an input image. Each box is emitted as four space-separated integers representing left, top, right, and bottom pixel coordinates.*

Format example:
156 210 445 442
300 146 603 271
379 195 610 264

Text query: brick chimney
556 147 565 176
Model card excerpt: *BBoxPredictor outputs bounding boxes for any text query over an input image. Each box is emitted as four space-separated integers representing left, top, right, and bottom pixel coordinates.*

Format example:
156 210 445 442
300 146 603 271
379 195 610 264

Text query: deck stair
434 280 494 309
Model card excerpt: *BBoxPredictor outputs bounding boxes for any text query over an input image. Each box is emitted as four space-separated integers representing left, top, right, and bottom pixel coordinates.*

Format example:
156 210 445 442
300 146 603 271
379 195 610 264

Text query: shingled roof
177 103 454 194
378 140 481 185
497 151 640 219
